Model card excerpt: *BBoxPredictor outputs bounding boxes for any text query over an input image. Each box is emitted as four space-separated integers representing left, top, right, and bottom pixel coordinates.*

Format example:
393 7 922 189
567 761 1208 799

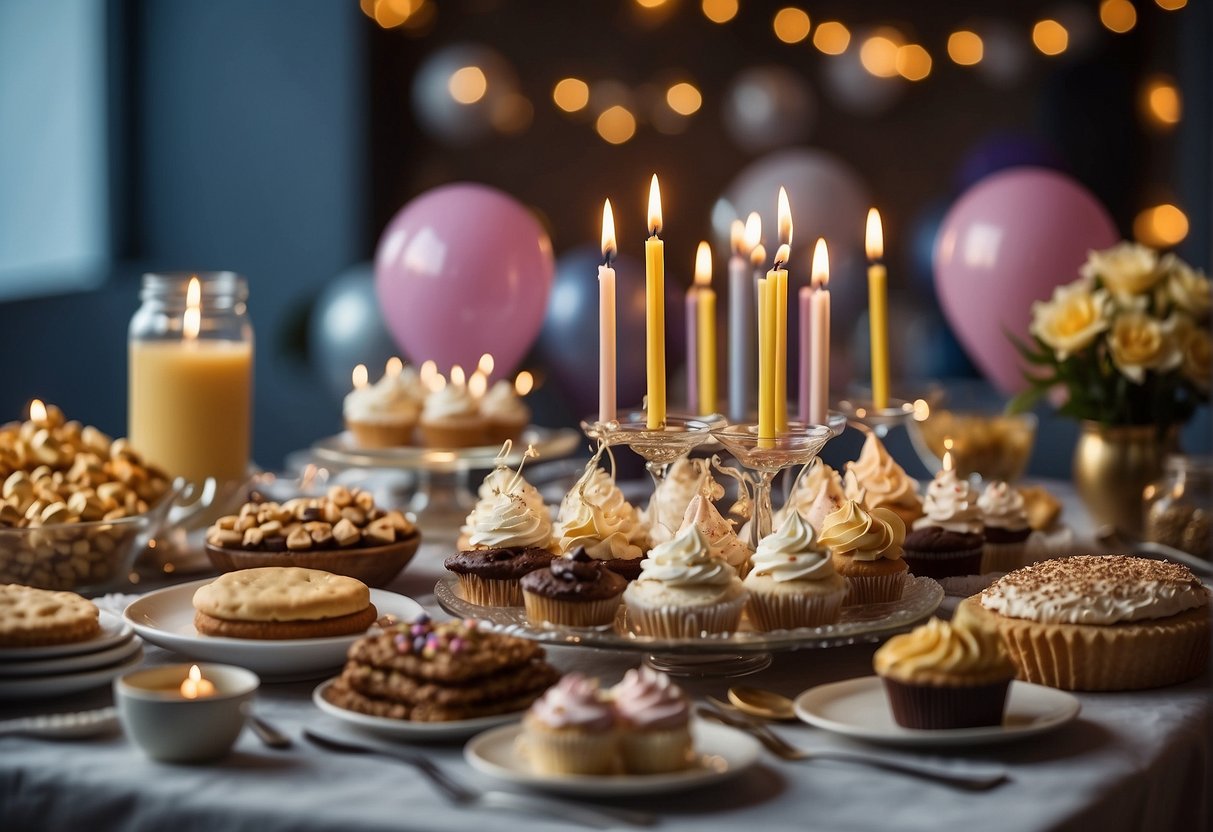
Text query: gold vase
1072 421 1178 538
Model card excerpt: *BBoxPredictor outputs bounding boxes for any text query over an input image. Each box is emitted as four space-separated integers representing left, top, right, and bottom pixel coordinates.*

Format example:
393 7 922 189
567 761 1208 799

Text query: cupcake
874 617 1016 729
521 549 627 628
744 512 847 630
622 524 747 638
611 667 693 774
480 380 530 445
677 494 752 576
343 369 421 448
419 382 486 448
644 457 723 545
776 459 841 528
458 459 549 550
445 488 554 605
523 674 618 775
903 468 985 578
843 433 924 528
817 500 908 605
978 481 1032 573
554 468 649 581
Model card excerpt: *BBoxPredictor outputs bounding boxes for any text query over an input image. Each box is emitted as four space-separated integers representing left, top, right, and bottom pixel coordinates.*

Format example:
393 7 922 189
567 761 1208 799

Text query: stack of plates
0 609 144 700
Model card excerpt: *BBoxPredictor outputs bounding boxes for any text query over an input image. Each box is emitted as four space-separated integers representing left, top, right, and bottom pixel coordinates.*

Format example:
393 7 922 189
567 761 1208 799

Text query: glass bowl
908 407 1037 482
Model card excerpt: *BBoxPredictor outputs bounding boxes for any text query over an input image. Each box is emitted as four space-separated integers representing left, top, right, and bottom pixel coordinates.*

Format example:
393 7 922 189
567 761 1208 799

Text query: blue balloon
309 264 400 400
535 247 686 419
907 198 951 295
954 133 1065 192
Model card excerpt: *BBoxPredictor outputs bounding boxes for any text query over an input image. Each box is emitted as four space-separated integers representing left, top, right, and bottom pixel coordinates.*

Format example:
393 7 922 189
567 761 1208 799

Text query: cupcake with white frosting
343 371 420 447
480 380 530 445
554 464 649 579
902 468 985 578
676 494 752 575
843 433 924 528
458 460 549 550
744 512 847 630
419 382 486 448
644 458 723 544
623 524 747 638
444 489 554 605
978 481 1032 573
611 667 692 773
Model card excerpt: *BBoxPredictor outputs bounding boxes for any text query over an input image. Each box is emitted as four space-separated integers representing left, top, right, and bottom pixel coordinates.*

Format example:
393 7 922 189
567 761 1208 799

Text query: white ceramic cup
115 663 259 763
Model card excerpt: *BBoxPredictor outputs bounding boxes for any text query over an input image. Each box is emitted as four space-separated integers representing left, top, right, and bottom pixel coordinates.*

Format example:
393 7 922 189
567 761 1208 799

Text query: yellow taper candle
694 241 716 416
866 208 890 411
645 175 666 428
770 187 793 433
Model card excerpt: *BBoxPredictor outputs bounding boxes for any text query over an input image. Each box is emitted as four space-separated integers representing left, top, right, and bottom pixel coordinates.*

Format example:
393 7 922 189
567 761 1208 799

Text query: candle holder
580 411 724 539
835 393 924 438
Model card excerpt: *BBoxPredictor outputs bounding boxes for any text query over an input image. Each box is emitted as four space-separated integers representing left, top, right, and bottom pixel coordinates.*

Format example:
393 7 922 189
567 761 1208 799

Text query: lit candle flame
811 238 830 288
729 220 744 256
352 364 369 389
601 199 617 263
468 371 487 398
29 399 46 423
866 208 884 260
450 364 466 387
694 241 712 287
385 356 403 378
773 244 791 269
183 276 202 340
514 370 534 396
478 353 495 376
942 450 954 472
420 360 445 392
777 187 793 247
750 243 766 268
179 664 215 700
744 212 762 252
647 174 663 237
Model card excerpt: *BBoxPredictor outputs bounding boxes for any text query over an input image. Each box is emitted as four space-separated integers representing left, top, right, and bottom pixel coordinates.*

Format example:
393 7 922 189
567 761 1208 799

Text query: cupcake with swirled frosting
458 463 549 550
523 673 618 775
874 617 1016 729
744 512 847 630
776 459 842 529
843 434 924 528
817 499 908 605
418 382 486 448
978 481 1033 573
611 667 692 773
644 458 724 544
344 371 421 447
554 464 649 580
676 494 752 575
902 468 985 579
480 380 530 445
444 491 554 606
623 524 747 638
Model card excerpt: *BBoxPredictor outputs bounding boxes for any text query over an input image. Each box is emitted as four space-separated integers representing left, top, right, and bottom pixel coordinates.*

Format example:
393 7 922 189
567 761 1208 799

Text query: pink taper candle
808 238 830 425
598 199 617 423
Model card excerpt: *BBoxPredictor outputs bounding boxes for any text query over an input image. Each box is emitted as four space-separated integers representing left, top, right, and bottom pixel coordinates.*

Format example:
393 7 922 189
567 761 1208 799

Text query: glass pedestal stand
834 395 920 439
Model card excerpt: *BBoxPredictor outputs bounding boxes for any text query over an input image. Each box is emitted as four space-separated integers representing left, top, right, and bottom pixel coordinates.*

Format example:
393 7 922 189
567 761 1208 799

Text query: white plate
794 676 1081 747
0 609 133 661
0 634 142 678
123 580 425 680
464 720 761 796
312 678 525 740
0 648 144 700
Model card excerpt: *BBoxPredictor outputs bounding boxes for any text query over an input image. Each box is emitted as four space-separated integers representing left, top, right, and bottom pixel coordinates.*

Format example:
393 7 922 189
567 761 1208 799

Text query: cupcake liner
619 726 694 774
456 574 523 607
346 420 415 448
842 572 906 606
484 417 527 446
958 598 1211 691
745 587 845 631
626 594 747 638
522 719 619 775
522 591 622 628
880 677 1010 729
981 541 1028 575
418 420 486 449
902 546 983 580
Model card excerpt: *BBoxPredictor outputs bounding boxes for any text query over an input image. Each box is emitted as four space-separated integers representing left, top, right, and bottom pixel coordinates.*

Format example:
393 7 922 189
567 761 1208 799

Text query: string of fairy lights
361 0 1195 247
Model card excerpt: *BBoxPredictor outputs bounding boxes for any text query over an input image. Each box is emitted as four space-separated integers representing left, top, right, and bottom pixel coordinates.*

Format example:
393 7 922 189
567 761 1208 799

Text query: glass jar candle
128 272 253 485
1143 455 1212 558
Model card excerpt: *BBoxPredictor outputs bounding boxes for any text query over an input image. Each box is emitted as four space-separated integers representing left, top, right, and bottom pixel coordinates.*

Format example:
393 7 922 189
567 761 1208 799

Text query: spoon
728 686 797 721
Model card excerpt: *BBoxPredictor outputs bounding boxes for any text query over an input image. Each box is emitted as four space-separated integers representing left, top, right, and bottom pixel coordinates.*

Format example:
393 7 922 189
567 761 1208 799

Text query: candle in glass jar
179 664 217 699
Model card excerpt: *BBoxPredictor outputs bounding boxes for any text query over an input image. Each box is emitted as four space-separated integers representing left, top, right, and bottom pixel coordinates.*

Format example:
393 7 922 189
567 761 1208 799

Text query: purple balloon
934 167 1118 395
536 247 686 418
375 183 554 380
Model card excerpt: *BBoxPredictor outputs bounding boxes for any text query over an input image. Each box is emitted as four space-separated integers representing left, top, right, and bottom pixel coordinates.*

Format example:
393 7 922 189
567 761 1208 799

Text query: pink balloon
933 168 1118 394
375 183 554 379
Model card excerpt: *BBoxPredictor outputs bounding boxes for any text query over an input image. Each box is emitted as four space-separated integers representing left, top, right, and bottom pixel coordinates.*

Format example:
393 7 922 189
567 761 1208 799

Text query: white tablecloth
2 484 1209 832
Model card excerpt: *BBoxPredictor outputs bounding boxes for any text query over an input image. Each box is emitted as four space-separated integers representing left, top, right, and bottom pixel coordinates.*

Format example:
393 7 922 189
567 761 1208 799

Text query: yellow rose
1162 254 1211 319
1030 282 1111 359
1181 324 1211 391
1080 242 1162 303
1107 312 1181 384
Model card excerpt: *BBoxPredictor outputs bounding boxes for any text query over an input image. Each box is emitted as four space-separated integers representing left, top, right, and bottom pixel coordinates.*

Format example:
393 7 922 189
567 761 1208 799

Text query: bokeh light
773 8 811 44
701 0 738 24
1100 0 1137 33
1142 76 1182 126
860 30 903 78
1134 204 1189 246
448 66 487 104
896 44 932 81
666 82 703 116
553 78 590 113
596 105 637 144
947 30 984 65
1155 0 1186 8
1032 19 1069 55
812 21 850 55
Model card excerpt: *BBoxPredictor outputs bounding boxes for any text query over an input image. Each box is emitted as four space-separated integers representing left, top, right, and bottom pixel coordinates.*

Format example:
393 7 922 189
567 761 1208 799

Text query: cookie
0 584 100 647
193 605 377 640
341 657 559 707
323 676 551 722
192 567 370 622
348 623 543 683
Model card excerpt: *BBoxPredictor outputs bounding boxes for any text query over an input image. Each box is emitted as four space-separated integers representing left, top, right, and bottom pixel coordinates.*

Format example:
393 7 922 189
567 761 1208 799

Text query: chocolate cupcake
904 468 984 578
979 481 1033 573
521 550 627 628
444 546 554 606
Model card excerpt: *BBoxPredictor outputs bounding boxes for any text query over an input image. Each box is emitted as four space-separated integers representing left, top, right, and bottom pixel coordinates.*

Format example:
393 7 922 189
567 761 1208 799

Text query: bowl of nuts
0 401 180 593
204 485 421 588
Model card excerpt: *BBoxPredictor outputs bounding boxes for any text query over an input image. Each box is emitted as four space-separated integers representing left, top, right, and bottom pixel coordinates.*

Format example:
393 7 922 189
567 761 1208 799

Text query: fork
302 730 657 829
698 702 1008 791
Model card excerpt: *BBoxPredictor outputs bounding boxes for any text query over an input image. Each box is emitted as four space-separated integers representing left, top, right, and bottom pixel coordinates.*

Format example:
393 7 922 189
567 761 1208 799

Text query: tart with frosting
553 464 649 579
676 494 752 575
611 667 692 773
418 382 486 448
744 512 847 630
903 468 985 578
480 380 530 445
523 673 618 775
978 481 1033 573
874 617 1016 729
817 499 908 605
843 434 924 528
343 369 421 447
644 457 724 544
622 524 747 638
520 549 627 628
956 555 1211 691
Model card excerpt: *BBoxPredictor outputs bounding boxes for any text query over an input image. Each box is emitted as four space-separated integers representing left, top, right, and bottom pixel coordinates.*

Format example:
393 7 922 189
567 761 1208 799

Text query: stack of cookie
0 583 100 647
324 615 559 722
192 567 377 640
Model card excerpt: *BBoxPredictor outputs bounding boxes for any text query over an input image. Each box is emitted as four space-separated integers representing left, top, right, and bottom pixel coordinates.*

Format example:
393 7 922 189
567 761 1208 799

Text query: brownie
520 551 627 601
904 526 984 553
443 546 554 580
984 525 1032 544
